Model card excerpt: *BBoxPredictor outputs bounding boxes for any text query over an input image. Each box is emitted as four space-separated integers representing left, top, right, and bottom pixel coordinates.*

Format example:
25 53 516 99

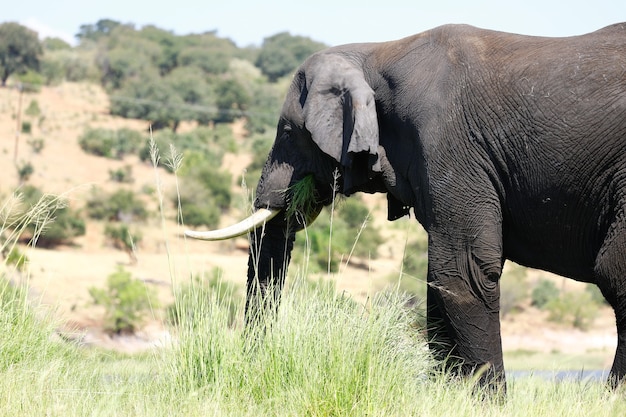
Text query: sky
5 0 626 47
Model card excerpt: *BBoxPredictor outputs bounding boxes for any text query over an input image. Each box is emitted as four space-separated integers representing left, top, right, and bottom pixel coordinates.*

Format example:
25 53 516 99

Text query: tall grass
167 275 433 415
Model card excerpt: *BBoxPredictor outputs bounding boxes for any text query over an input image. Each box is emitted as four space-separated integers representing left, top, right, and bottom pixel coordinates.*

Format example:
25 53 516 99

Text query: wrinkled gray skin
245 24 626 389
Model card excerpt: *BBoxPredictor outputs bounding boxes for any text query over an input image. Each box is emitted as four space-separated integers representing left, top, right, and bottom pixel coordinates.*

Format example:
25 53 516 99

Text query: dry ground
0 82 617 367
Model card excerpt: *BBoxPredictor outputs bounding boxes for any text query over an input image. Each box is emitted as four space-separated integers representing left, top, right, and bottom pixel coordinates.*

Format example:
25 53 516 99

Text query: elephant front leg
426 230 506 391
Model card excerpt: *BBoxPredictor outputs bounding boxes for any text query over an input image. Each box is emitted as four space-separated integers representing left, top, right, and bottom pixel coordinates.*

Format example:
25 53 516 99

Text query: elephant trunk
245 219 296 326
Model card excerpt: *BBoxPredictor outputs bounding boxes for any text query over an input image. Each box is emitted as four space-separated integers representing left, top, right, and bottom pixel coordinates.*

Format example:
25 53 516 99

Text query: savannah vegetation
0 19 623 415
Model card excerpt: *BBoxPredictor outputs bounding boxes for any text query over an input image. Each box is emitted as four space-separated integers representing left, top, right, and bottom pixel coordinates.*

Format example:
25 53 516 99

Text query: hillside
0 82 618 366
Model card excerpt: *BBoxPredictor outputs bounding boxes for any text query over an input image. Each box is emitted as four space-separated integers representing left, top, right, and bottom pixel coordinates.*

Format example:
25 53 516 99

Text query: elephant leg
245 224 296 327
594 209 626 388
426 216 505 391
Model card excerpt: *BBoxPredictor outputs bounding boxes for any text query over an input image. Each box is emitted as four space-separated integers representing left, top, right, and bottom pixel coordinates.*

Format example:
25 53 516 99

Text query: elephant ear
301 54 380 195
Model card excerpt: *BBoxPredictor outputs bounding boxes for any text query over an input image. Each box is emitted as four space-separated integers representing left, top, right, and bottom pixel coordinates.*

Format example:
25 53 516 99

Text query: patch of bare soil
0 83 617 362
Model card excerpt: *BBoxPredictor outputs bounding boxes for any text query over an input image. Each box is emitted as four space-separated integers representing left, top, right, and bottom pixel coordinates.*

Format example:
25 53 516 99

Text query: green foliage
17 185 86 248
40 48 98 84
16 161 34 183
586 284 608 305
108 165 134 183
20 121 32 134
0 22 43 86
256 32 327 82
170 279 432 415
24 100 41 117
167 268 241 328
287 174 319 223
531 278 560 308
500 263 529 317
213 78 250 123
86 188 148 222
0 276 69 371
89 266 157 334
42 37 71 51
293 197 383 273
244 133 273 185
545 290 600 330
27 138 45 154
177 166 232 228
76 19 124 43
395 234 429 301
78 127 143 159
14 70 44 92
3 247 28 272
141 126 233 172
104 223 142 263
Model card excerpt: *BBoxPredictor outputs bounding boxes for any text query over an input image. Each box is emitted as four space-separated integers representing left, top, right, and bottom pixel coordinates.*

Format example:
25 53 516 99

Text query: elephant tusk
184 208 281 241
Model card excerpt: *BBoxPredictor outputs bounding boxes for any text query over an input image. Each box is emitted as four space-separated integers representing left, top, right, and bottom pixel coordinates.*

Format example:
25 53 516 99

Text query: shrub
545 290 600 330
140 127 232 172
18 185 86 248
21 121 32 134
89 266 157 334
499 263 529 317
24 100 41 117
86 188 148 222
586 284 608 305
108 165 134 183
395 236 429 301
292 199 383 273
16 161 34 183
531 278 560 308
104 223 142 264
27 138 44 154
3 247 28 272
78 128 143 159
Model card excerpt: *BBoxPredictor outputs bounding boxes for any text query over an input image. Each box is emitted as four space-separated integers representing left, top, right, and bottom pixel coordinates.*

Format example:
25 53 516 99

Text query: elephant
186 23 626 390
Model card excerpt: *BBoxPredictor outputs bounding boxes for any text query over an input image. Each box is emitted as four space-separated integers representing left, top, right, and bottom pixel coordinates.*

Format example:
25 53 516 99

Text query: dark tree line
0 19 327 132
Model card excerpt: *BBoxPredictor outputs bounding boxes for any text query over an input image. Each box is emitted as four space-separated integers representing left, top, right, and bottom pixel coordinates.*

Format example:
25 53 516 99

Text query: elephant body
201 23 626 389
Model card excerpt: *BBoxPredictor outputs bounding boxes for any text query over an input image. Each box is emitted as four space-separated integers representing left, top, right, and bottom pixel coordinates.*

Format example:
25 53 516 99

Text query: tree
214 78 250 123
0 22 43 86
76 19 123 43
255 32 326 82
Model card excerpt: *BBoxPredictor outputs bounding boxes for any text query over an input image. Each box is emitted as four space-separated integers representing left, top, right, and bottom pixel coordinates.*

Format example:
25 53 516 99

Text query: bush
140 126 232 172
78 128 143 159
104 223 142 264
499 263 529 317
24 100 41 117
27 138 44 154
3 247 28 272
395 236 429 301
586 284 608 305
108 165 134 183
86 188 148 222
21 121 32 134
16 161 34 183
89 266 157 334
18 185 86 248
531 278 560 308
292 198 383 273
545 290 600 330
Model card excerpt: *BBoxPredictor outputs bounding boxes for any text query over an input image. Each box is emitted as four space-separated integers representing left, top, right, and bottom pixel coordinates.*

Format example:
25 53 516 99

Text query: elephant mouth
184 208 281 241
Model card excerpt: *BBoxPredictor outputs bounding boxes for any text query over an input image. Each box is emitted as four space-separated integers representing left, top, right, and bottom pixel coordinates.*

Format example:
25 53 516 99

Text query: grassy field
2 267 626 416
